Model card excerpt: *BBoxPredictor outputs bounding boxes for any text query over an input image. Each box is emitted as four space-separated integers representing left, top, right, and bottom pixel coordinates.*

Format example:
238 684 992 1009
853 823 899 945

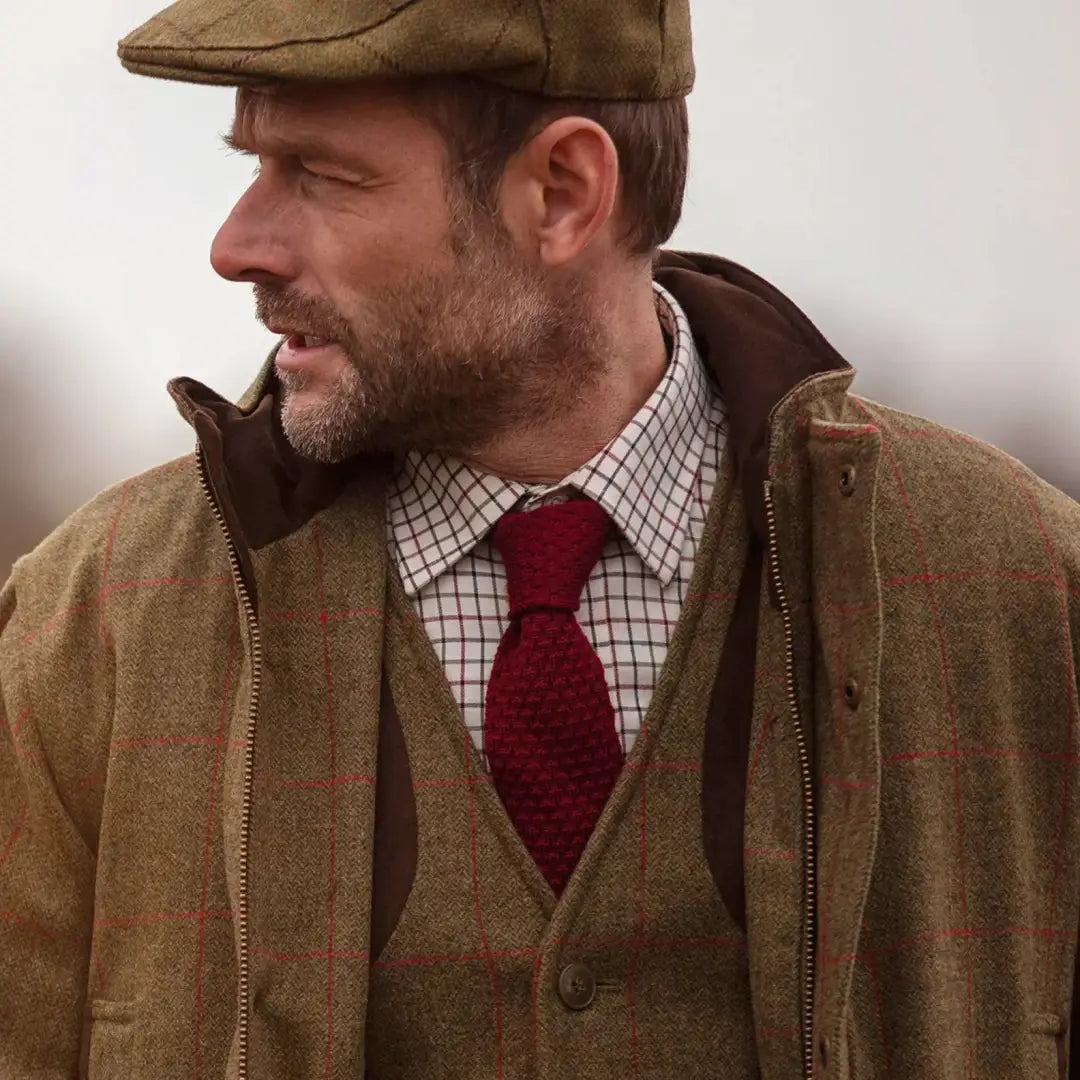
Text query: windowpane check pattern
387 283 729 757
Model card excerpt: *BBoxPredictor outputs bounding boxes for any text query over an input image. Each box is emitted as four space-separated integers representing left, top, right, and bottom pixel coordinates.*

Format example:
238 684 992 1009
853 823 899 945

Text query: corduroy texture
116 0 695 100
2 255 1080 1078
366 450 759 1078
486 499 624 895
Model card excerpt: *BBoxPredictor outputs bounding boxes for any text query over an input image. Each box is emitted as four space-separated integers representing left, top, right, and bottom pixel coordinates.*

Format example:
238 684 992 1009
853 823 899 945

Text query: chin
279 397 372 464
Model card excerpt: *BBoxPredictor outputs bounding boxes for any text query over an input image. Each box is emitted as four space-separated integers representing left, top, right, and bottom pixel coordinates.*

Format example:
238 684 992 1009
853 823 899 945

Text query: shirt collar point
655 548 685 590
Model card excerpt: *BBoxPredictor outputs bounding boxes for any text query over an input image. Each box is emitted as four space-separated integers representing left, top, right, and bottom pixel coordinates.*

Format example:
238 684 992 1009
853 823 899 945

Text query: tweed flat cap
117 0 695 100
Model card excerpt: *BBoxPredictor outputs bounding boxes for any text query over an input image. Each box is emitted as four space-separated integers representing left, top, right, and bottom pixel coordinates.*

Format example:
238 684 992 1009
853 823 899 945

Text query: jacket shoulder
849 396 1080 574
5 453 229 654
1 453 233 833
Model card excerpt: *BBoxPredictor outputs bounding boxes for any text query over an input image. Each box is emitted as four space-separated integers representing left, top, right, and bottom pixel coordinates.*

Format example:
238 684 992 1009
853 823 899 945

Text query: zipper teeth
764 481 817 1080
196 445 261 1080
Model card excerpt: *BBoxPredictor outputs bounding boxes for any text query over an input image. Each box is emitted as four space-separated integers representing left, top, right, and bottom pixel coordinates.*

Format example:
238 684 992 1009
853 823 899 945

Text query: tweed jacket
2 251 1080 1080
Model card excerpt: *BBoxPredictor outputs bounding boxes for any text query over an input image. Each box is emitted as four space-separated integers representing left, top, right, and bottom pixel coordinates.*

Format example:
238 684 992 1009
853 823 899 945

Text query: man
2 1 1079 1077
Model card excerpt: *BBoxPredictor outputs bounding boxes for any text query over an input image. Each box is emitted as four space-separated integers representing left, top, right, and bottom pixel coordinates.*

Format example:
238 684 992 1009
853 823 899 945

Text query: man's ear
499 116 620 267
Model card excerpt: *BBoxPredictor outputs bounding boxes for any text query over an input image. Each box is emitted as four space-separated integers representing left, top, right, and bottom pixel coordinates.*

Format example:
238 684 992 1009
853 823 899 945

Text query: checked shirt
387 283 729 758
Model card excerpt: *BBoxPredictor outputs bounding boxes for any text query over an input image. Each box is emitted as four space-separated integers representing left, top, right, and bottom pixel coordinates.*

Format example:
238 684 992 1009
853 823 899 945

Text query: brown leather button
839 465 857 497
557 962 596 1010
844 677 861 710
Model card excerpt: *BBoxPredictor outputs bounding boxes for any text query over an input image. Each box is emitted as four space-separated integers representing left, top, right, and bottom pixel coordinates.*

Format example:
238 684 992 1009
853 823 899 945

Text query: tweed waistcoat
365 450 762 1078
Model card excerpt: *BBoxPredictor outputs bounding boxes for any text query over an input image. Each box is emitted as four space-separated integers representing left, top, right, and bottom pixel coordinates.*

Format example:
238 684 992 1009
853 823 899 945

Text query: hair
403 76 690 258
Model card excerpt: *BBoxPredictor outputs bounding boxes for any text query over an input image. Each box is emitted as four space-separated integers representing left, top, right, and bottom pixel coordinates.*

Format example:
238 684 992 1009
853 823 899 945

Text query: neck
461 272 668 485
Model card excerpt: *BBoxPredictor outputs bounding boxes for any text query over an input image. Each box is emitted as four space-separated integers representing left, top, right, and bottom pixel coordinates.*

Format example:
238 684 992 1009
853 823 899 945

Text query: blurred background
2 0 1078 574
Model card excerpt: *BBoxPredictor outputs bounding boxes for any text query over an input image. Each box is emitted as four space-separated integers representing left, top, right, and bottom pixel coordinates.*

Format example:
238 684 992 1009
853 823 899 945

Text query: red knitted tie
485 499 625 895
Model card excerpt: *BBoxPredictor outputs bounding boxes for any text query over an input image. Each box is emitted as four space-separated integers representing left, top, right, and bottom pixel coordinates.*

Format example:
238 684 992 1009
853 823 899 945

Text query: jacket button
839 465 857 496
844 678 861 709
557 962 597 1010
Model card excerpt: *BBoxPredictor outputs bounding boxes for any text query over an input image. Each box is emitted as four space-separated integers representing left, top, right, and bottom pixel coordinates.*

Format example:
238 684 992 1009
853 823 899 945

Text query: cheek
323 192 456 288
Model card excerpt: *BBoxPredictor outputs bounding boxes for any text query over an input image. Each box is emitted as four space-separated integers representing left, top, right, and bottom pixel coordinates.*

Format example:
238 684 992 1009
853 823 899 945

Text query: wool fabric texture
116 0 695 100
485 499 624 895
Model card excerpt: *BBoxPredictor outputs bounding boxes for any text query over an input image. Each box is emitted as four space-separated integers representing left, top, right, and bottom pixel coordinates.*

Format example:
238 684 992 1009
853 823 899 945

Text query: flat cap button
557 962 597 1010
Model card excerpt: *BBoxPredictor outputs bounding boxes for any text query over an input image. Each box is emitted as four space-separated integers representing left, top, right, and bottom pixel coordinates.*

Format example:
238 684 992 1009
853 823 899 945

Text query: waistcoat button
557 962 597 1010
839 465 857 496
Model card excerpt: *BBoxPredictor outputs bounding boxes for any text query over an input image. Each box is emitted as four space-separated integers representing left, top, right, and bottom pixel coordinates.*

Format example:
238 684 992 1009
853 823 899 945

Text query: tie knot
493 499 612 618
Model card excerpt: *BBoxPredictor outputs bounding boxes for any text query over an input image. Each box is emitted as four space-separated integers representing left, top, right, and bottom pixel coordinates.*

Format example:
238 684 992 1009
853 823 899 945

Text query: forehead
230 80 427 155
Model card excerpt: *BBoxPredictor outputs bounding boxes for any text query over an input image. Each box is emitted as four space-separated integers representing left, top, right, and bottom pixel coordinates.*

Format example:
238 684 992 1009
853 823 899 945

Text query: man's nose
210 182 302 285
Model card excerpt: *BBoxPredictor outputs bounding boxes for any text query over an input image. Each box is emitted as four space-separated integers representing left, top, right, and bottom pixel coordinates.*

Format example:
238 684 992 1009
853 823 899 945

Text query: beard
253 214 611 464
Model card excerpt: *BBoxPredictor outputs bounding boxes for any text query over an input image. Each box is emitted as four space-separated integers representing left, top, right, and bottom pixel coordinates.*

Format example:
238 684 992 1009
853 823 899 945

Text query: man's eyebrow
220 130 254 155
219 127 353 163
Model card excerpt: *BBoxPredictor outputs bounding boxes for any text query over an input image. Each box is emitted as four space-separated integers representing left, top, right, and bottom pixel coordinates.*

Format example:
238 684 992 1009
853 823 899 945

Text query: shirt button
557 962 597 1010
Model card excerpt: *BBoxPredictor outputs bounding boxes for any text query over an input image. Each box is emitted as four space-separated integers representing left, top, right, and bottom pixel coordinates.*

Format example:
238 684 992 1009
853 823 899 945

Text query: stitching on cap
475 0 530 68
534 0 552 91
233 20 450 80
184 0 250 43
338 28 412 77
654 0 667 96
125 0 426 54
156 10 201 48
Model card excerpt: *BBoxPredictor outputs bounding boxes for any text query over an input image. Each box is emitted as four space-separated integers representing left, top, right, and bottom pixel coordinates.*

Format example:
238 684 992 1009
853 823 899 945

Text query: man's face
211 81 605 463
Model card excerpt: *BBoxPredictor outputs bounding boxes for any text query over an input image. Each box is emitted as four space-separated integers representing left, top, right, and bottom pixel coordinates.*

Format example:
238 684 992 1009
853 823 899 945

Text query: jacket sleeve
0 575 97 1078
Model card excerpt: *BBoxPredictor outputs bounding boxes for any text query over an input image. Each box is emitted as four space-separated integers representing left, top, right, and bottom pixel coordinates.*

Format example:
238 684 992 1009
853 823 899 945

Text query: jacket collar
169 250 853 578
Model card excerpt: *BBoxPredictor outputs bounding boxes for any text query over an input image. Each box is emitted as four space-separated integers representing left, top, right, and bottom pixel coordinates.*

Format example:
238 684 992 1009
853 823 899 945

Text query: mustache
253 284 352 342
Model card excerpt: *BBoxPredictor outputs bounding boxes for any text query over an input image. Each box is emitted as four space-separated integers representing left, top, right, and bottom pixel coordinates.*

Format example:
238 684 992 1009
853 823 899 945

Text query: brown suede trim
169 373 391 603
369 672 418 965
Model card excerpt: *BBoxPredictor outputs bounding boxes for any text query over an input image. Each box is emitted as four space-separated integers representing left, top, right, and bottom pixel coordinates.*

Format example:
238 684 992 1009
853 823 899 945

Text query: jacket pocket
86 1000 134 1079
1024 1014 1067 1079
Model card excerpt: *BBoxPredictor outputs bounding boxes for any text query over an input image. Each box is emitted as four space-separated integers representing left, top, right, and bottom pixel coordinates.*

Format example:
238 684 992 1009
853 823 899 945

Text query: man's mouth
273 328 343 374
287 333 334 350
266 323 337 351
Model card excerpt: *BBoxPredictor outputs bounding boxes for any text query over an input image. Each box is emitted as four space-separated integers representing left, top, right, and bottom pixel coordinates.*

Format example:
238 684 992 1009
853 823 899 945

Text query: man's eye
300 164 348 186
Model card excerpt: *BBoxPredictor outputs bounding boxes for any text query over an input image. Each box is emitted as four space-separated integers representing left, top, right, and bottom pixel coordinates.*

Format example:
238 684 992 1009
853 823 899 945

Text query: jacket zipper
763 479 817 1080
196 444 262 1080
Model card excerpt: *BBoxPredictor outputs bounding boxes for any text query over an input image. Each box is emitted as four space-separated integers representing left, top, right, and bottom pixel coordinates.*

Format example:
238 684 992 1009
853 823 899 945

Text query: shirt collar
389 283 718 597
